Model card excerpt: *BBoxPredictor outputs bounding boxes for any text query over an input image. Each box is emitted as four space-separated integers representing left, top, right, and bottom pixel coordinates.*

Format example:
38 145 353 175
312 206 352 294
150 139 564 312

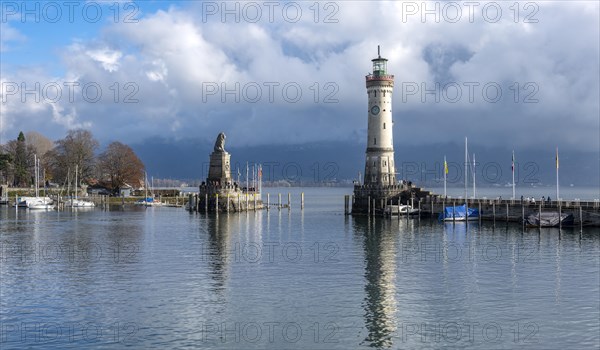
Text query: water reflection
204 214 233 296
353 217 398 348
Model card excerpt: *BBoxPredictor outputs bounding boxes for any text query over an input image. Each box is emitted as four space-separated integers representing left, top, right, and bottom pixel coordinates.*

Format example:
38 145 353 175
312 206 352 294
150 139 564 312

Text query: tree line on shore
0 130 145 194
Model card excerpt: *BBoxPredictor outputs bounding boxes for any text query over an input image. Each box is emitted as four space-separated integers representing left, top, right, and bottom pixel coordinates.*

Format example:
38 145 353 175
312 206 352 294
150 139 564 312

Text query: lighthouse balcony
366 74 394 81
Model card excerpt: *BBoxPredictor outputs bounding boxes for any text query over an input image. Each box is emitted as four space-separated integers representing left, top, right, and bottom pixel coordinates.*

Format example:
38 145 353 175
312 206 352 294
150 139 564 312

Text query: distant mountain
131 138 600 188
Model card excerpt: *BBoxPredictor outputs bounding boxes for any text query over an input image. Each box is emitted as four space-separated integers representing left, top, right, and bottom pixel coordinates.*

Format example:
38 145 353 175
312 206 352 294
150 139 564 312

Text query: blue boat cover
439 204 479 220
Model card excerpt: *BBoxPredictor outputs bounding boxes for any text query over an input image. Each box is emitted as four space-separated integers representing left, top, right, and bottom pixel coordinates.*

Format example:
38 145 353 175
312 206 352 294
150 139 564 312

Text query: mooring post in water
288 193 291 210
539 203 542 229
431 200 434 218
479 201 482 224
254 193 257 210
418 200 421 222
522 203 525 230
301 192 304 210
579 205 583 231
506 203 509 222
344 195 349 215
367 196 371 216
372 198 376 217
188 194 192 211
205 194 208 213
492 202 496 224
215 194 219 212
278 193 281 210
267 193 270 211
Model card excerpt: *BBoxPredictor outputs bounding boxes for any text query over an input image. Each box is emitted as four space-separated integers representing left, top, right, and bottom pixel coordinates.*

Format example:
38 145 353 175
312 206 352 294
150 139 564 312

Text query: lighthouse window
374 91 377 97
383 123 386 129
383 161 387 166
374 138 377 145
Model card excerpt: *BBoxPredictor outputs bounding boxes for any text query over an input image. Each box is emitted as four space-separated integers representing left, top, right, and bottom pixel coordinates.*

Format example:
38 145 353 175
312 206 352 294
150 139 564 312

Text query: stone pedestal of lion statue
194 132 263 213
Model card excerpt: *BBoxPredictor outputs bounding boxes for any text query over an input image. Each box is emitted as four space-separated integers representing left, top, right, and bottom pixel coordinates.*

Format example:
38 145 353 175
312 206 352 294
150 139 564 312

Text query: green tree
13 132 30 186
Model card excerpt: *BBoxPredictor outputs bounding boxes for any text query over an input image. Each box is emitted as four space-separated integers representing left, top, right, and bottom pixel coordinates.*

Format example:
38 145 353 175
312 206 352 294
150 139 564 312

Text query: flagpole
556 147 559 201
443 156 447 198
512 150 515 200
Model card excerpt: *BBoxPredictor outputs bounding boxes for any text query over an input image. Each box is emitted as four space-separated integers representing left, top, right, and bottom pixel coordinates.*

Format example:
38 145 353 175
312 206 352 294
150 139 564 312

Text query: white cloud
0 23 26 52
1 1 598 151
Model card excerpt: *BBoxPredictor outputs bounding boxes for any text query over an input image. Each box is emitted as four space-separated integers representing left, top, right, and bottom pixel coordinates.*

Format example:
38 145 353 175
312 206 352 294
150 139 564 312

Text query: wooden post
215 193 219 212
344 195 349 215
287 193 291 210
539 203 542 229
278 193 281 210
204 193 208 213
188 194 192 211
431 200 434 218
367 196 371 216
267 193 270 211
506 203 509 222
372 198 376 217
522 203 525 230
418 200 421 222
301 192 304 210
579 206 583 232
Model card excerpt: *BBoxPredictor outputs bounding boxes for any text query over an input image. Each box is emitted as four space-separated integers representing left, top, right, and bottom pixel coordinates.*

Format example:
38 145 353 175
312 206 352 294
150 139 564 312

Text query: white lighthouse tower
364 46 396 186
352 46 412 215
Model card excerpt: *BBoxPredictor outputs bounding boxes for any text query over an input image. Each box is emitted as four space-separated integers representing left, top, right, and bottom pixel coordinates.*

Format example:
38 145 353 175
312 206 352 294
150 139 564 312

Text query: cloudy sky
1 1 599 153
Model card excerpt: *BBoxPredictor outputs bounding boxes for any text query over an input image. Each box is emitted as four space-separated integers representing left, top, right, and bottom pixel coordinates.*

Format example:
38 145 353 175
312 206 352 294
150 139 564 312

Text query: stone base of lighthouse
351 182 438 216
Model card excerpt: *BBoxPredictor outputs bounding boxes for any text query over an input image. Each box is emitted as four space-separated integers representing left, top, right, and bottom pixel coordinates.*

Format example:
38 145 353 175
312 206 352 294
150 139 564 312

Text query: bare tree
47 129 99 184
98 142 145 192
25 131 54 157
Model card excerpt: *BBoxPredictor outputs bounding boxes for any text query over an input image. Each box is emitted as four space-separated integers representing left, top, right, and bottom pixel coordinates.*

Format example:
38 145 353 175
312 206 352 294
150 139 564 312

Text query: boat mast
75 164 78 201
556 147 559 201
67 168 70 202
464 137 468 208
512 150 515 199
34 154 39 198
472 153 476 199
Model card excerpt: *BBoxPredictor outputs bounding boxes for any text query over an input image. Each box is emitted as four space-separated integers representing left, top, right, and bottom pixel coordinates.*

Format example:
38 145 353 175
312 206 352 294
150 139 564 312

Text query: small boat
135 197 163 207
526 212 574 227
66 199 96 208
384 205 419 216
27 197 55 210
24 155 55 210
439 204 479 221
65 165 95 208
16 196 35 208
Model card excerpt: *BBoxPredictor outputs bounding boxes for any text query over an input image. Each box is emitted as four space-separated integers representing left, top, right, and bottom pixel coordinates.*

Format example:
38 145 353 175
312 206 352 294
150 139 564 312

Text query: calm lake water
1 187 598 349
